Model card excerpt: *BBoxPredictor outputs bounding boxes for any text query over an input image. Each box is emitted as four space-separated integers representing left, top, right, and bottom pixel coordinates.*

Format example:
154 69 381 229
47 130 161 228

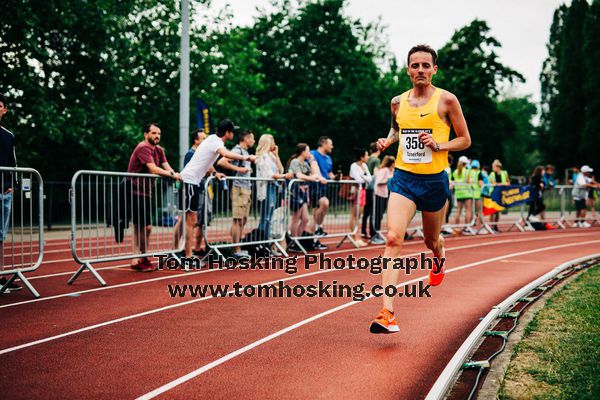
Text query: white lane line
0 232 593 310
1 238 598 359
10 230 592 277
28 264 131 280
135 239 600 400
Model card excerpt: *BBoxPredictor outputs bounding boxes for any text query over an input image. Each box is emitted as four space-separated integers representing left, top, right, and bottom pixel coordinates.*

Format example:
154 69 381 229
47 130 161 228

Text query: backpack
338 180 356 201
240 228 272 257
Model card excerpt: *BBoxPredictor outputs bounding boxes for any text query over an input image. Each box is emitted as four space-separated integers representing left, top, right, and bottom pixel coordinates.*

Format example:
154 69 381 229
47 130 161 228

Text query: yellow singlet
394 87 450 174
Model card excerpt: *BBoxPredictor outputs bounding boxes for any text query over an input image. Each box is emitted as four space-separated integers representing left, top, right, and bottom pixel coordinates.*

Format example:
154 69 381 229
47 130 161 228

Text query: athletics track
1 227 599 399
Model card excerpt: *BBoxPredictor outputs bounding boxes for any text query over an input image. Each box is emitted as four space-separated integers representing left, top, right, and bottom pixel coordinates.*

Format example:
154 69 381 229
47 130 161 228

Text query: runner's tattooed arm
377 96 401 151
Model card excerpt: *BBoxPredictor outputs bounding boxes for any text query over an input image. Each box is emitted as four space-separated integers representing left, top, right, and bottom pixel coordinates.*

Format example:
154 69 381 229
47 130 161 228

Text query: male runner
370 45 471 334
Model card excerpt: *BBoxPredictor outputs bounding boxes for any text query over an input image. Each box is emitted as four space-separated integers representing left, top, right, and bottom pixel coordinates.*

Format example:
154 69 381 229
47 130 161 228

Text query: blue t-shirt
310 150 333 179
183 148 195 167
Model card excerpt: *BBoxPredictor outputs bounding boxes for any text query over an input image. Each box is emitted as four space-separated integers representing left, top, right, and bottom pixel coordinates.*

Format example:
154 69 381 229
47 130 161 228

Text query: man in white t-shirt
179 119 256 257
572 165 595 228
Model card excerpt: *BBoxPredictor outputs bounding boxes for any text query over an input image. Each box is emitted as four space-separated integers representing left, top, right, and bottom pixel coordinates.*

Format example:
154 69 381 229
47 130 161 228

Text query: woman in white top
256 134 291 241
287 143 320 251
349 148 371 247
372 155 395 243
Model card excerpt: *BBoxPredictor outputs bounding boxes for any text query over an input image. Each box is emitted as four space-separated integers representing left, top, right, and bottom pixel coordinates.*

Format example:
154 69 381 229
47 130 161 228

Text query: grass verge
499 264 600 400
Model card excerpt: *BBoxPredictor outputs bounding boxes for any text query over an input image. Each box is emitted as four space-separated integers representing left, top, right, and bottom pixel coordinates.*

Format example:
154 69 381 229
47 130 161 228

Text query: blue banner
195 98 211 134
482 185 531 216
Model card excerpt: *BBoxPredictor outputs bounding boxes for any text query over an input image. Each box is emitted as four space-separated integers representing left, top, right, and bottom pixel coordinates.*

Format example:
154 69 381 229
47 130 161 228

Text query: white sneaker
573 222 581 228
581 222 591 228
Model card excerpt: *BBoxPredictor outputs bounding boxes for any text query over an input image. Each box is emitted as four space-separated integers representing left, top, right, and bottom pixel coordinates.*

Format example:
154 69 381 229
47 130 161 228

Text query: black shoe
193 249 207 257
287 243 304 253
0 277 22 292
315 227 328 236
313 240 328 250
174 250 186 259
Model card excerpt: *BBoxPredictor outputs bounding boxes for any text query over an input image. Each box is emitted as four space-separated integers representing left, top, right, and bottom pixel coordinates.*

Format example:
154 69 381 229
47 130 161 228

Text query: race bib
401 129 432 164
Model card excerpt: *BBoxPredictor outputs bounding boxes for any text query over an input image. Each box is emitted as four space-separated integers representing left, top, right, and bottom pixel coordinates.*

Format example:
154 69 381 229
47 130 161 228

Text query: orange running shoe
429 235 446 286
369 308 399 334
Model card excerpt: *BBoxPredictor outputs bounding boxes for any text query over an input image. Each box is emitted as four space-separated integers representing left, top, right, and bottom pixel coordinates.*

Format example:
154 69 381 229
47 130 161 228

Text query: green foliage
435 20 525 170
245 0 394 170
0 0 539 179
497 97 540 175
582 0 600 171
539 0 597 174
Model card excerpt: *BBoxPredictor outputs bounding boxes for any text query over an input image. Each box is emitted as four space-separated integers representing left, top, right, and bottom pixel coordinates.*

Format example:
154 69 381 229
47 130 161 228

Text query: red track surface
1 228 599 399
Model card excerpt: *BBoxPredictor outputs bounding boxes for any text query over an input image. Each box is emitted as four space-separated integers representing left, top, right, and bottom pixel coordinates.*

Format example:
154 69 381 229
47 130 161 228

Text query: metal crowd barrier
370 183 391 242
520 185 567 230
0 167 44 298
202 176 288 260
368 178 599 240
68 170 184 286
287 179 360 254
371 181 484 242
478 183 529 233
441 182 483 235
560 184 600 227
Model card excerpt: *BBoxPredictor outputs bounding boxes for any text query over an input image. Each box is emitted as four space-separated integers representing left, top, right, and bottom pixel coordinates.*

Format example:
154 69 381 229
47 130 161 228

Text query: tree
540 0 589 173
435 20 525 167
582 0 600 171
245 0 394 170
539 5 567 147
497 97 539 175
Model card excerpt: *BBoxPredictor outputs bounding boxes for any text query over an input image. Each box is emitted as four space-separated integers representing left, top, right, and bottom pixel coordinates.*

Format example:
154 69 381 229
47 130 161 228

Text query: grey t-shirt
231 144 252 189
289 158 311 177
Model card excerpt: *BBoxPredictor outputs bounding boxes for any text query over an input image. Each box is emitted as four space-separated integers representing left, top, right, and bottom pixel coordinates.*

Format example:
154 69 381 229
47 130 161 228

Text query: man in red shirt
127 122 180 271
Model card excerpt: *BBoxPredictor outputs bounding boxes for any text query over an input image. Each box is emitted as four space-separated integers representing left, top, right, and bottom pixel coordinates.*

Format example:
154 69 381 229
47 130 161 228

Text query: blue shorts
308 182 327 208
388 169 450 212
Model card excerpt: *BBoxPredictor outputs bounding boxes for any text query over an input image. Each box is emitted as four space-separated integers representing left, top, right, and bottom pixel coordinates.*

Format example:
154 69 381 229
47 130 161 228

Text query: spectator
443 154 454 234
569 167 579 185
451 155 472 235
468 159 484 229
308 136 334 237
0 93 21 292
256 134 291 243
572 165 596 228
180 119 255 258
539 164 556 220
287 143 319 253
363 142 381 240
481 165 491 196
127 123 181 271
216 129 255 259
174 129 207 255
349 148 371 247
372 155 395 244
585 171 597 220
528 165 545 220
488 159 510 231
542 164 556 188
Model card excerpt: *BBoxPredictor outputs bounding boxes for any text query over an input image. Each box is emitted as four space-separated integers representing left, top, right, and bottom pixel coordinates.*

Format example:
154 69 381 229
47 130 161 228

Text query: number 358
405 136 425 150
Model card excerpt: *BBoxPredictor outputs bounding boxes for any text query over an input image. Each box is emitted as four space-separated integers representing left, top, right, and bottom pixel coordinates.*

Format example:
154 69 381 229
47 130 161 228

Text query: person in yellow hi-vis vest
370 44 471 334
468 159 484 229
488 159 510 231
451 156 472 235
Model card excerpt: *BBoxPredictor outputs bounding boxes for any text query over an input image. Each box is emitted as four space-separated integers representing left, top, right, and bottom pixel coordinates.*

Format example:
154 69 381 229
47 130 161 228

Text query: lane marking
6 230 591 276
136 239 600 399
1 239 598 360
499 259 554 265
0 232 594 310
